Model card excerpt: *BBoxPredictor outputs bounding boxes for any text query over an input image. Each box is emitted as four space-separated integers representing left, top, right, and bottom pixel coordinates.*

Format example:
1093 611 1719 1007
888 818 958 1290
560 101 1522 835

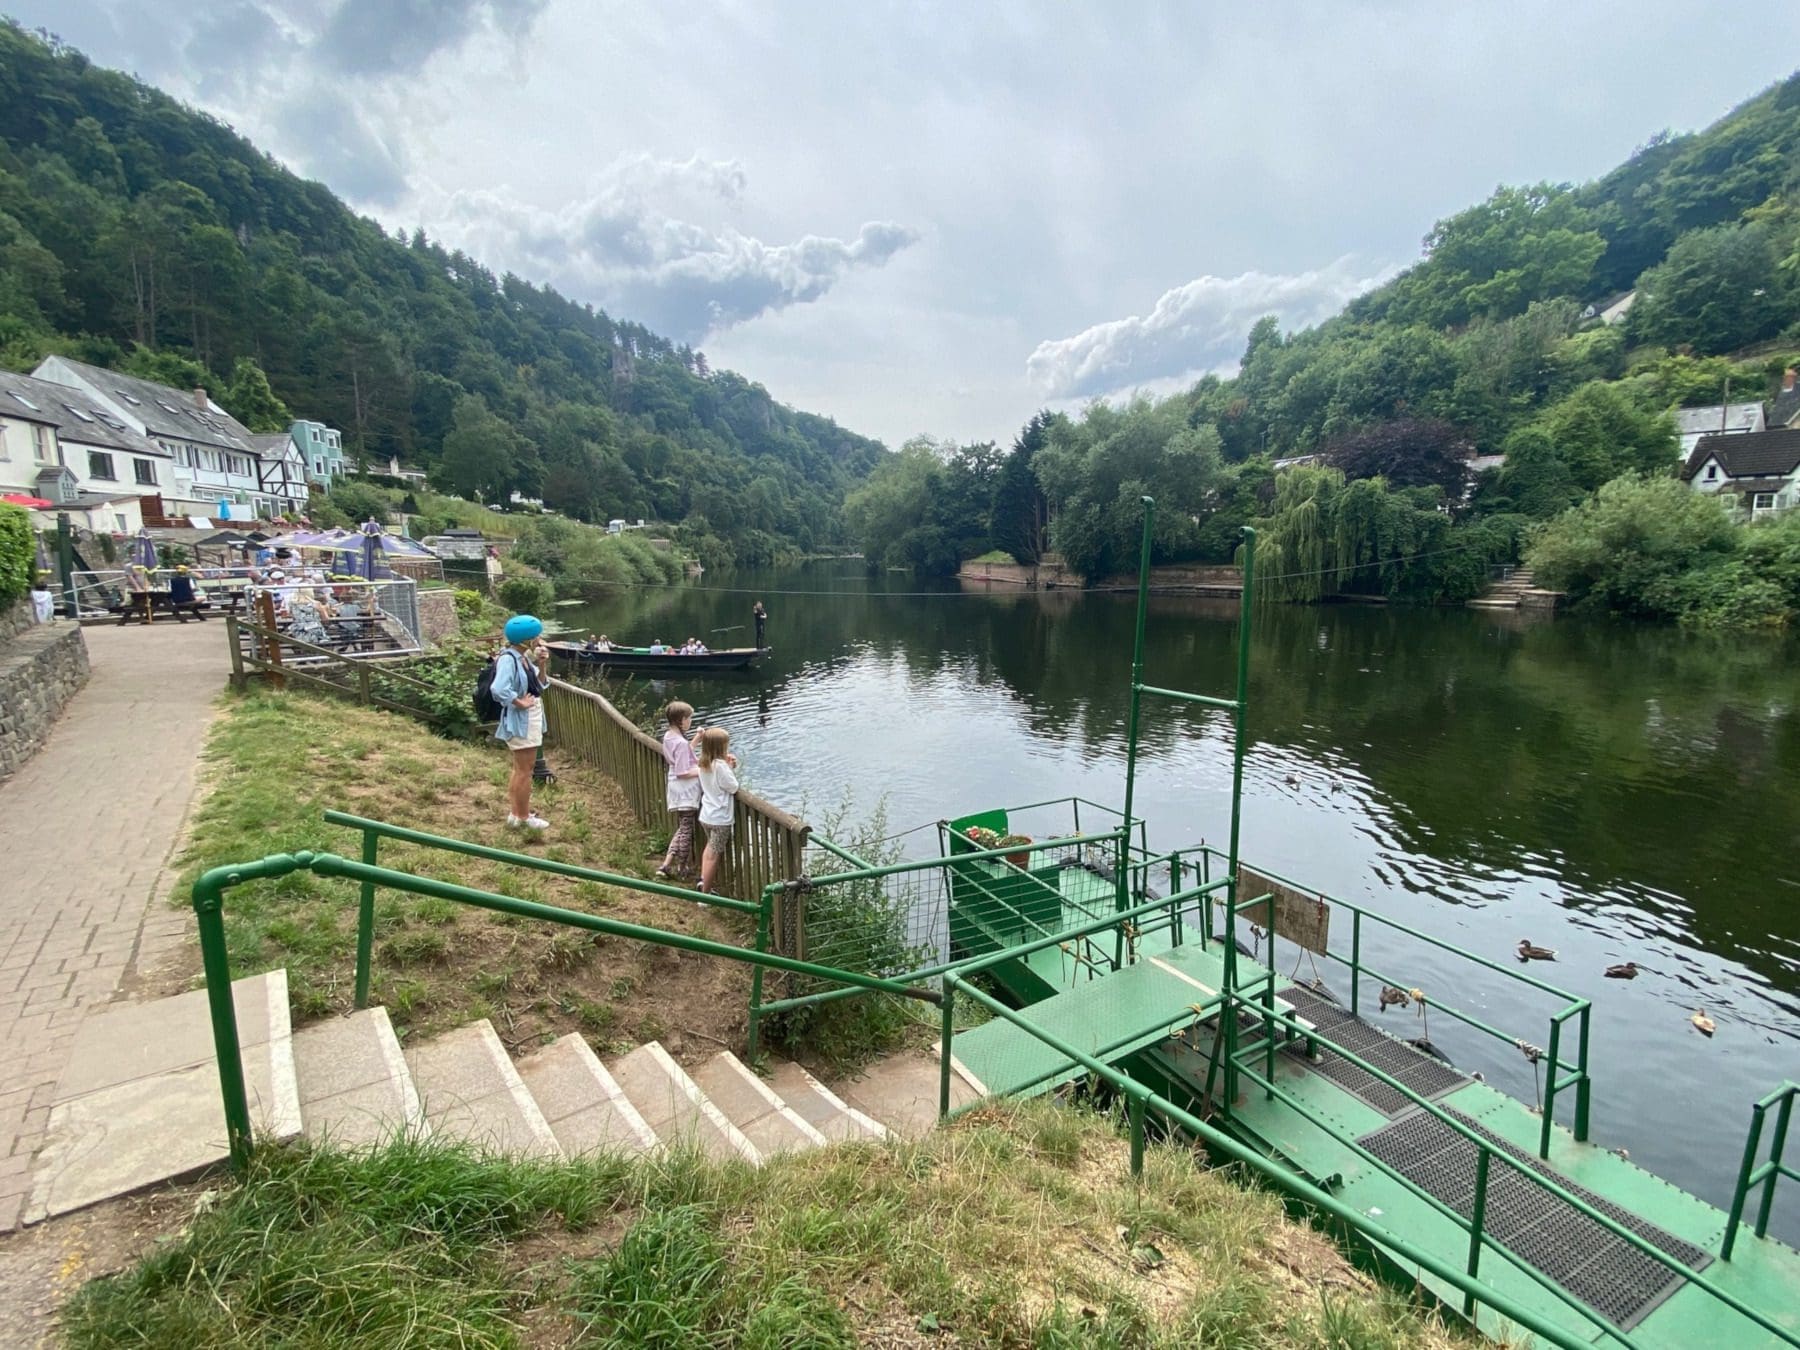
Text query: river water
559 561 1800 1237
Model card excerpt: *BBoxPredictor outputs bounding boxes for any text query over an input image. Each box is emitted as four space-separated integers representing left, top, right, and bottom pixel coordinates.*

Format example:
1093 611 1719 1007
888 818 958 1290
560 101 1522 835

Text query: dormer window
1705 463 1719 481
63 403 94 423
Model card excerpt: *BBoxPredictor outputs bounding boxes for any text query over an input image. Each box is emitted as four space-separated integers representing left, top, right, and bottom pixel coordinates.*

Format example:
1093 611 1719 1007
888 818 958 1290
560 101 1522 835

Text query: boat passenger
649 638 667 654
596 634 612 651
692 638 709 655
583 632 601 653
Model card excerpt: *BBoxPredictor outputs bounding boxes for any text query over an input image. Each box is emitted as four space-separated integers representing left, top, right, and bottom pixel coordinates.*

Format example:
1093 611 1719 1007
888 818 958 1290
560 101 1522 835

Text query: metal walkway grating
1358 1108 1713 1330
1239 986 1470 1117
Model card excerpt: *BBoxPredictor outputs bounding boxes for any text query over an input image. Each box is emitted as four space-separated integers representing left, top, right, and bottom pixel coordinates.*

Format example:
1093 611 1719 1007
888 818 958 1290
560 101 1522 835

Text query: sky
16 2 1800 449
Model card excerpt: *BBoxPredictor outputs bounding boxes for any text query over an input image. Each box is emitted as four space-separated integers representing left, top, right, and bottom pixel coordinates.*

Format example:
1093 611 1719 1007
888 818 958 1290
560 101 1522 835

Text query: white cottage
0 369 165 533
1682 429 1800 519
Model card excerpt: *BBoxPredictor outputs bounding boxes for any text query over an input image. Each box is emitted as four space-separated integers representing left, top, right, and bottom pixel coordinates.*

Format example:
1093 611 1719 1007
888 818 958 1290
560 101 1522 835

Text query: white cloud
1026 258 1397 401
430 156 919 341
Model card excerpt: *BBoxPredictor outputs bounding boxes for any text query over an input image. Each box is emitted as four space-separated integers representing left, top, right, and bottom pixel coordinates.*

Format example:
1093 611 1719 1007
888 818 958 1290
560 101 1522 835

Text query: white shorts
505 702 544 751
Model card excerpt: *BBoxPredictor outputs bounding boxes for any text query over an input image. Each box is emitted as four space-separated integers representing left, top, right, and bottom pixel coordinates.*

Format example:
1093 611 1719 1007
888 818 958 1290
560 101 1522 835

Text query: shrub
451 588 485 629
496 574 554 615
0 504 31 609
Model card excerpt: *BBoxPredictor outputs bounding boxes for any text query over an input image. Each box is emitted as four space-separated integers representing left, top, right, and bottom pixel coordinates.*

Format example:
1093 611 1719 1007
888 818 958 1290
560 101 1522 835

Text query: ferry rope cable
551 536 1496 598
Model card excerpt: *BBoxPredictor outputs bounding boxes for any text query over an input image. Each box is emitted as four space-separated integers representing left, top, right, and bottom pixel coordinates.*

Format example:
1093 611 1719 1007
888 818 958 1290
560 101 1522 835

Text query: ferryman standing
752 599 767 648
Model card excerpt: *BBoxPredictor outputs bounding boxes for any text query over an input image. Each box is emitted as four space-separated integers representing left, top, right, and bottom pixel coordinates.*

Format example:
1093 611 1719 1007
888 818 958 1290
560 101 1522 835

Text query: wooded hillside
0 23 885 562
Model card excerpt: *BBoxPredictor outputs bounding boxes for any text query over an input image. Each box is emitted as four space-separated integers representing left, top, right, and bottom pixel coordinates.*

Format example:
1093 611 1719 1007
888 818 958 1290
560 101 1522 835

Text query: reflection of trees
561 570 1800 991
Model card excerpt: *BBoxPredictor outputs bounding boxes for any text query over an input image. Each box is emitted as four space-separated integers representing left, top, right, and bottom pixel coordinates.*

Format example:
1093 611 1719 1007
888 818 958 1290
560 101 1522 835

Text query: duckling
1691 1008 1716 1038
1604 962 1639 980
1283 772 1300 787
1378 985 1410 1011
1517 940 1557 962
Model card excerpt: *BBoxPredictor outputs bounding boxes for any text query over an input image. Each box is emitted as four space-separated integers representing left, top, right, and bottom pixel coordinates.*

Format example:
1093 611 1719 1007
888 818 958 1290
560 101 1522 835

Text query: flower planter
1006 850 1032 870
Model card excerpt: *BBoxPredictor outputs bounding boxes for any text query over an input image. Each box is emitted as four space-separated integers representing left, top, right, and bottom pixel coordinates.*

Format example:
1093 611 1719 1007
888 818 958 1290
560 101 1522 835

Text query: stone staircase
1467 566 1560 611
23 971 980 1223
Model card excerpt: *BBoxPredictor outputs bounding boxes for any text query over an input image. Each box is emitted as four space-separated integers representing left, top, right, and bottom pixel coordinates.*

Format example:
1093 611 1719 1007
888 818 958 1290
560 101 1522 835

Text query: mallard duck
1283 772 1300 786
1604 962 1639 980
1517 940 1557 962
1378 985 1409 1011
1691 1009 1716 1038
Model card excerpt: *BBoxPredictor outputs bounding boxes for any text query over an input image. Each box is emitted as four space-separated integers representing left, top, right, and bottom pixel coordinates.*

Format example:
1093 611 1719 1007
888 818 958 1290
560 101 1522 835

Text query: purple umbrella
360 518 385 581
131 529 158 570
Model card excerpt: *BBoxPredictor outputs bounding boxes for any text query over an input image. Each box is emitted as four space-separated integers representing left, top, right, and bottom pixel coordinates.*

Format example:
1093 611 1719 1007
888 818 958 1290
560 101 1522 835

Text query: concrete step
515 1033 659 1157
690 1052 828 1157
609 1042 759 1163
839 1048 983 1139
293 1006 425 1150
26 970 302 1223
767 1060 889 1143
405 1020 560 1157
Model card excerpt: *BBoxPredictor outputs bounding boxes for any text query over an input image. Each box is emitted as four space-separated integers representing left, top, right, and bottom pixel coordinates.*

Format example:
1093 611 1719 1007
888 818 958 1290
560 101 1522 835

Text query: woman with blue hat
494 613 552 829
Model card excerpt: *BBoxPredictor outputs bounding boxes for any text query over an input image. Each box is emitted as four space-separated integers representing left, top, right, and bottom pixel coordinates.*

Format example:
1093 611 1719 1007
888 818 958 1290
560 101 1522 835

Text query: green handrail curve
804 825 1127 887
941 973 1603 1350
1218 1000 1796 1346
1724 1080 1799 1259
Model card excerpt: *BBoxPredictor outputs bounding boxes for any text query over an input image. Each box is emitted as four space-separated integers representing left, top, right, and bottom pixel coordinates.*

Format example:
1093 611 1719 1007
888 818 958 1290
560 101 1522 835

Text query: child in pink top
656 700 702 878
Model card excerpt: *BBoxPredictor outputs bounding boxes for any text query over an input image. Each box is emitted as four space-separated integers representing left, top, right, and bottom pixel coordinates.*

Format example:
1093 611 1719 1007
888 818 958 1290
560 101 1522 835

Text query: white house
0 370 164 534
248 433 311 515
1673 401 1765 458
1581 290 1637 325
1682 429 1800 519
31 356 277 518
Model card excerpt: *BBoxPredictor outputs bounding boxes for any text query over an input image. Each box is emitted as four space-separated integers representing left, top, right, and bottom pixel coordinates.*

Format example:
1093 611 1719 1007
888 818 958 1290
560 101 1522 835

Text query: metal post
1724 1102 1769 1260
1129 1093 1146 1178
353 830 378 1008
1118 496 1154 971
747 892 772 1062
56 513 75 618
192 881 253 1170
1350 910 1362 1017
1540 1017 1564 1159
1756 1094 1793 1240
1223 526 1257 1110
1574 1003 1592 1143
939 982 956 1119
1464 1149 1491 1317
1170 852 1183 947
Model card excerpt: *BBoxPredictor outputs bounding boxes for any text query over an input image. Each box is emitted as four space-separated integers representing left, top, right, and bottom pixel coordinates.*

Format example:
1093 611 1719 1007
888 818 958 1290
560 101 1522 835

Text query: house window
226 454 250 476
1705 464 1719 481
89 451 116 480
114 512 127 532
1753 492 1776 512
33 425 52 461
133 459 158 486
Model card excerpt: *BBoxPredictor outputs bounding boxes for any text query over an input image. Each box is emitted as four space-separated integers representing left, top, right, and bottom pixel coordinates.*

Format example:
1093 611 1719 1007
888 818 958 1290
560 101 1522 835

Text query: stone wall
0 602 90 781
416 587 459 647
956 559 1242 593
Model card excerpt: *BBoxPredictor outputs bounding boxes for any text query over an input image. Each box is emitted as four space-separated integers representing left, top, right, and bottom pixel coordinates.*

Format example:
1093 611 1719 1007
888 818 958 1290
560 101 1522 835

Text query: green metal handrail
192 850 942 1169
323 811 764 1009
1221 1000 1796 1346
805 825 1128 887
1724 1080 1799 1259
939 975 1601 1350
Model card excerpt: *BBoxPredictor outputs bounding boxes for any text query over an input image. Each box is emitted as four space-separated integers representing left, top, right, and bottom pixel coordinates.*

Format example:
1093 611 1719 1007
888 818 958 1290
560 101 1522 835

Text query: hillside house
291 418 346 485
0 369 166 533
248 433 310 515
1674 401 1765 457
1682 428 1800 519
1769 369 1800 431
1580 290 1636 326
31 356 276 518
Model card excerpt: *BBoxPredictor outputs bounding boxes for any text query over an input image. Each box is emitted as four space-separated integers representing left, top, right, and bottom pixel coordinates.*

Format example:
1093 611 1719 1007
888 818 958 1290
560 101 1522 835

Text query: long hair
696 726 730 767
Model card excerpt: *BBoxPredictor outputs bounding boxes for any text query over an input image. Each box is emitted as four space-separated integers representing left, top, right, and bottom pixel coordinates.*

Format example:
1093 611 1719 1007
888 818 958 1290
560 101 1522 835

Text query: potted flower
963 825 1003 851
1000 833 1034 869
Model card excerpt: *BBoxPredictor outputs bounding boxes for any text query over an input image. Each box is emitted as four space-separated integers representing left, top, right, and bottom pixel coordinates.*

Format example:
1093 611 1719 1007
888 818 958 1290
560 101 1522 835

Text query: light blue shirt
491 647 547 742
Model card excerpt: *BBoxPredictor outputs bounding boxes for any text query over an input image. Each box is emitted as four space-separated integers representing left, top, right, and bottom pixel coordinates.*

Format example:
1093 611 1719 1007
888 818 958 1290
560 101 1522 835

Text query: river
557 561 1800 1238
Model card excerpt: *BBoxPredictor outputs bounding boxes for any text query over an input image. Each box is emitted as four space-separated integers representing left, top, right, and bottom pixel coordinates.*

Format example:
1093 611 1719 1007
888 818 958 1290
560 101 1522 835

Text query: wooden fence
226 615 440 719
545 679 811 931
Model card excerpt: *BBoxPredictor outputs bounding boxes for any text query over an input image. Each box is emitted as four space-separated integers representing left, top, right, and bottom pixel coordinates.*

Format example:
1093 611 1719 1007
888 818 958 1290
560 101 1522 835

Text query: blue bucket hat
504 614 543 643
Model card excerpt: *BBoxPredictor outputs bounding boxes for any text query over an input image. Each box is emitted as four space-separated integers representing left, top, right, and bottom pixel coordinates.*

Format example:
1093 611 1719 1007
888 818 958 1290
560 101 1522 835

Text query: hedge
0 504 33 610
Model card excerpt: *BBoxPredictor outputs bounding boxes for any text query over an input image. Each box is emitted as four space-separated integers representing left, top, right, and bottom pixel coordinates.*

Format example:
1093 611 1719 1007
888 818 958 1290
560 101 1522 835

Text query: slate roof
1673 402 1764 438
35 357 259 454
249 432 302 462
1682 429 1800 480
0 370 166 456
1770 387 1800 428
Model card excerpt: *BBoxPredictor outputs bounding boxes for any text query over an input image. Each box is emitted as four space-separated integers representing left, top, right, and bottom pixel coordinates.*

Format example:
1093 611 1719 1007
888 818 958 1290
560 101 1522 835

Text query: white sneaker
521 813 549 830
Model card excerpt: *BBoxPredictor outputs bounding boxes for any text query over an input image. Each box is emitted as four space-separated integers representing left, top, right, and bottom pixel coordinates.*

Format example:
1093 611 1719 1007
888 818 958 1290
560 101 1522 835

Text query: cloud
1027 258 1396 400
315 0 549 76
270 86 411 205
435 156 919 341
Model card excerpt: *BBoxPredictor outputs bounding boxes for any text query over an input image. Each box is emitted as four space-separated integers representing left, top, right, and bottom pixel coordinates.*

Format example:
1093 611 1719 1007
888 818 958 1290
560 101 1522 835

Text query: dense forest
847 72 1800 625
0 23 885 564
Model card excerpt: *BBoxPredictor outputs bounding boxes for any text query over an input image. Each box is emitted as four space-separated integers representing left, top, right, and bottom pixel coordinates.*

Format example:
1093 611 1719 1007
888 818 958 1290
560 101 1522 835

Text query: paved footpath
0 620 225 1232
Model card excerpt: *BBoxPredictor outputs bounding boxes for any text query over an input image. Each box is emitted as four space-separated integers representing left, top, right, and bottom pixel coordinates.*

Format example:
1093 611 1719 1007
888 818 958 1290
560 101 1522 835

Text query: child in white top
695 726 739 894
656 701 701 879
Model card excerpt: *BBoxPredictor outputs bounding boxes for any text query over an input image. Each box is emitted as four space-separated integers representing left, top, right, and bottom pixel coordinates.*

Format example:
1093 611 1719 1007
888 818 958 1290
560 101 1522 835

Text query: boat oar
710 625 744 634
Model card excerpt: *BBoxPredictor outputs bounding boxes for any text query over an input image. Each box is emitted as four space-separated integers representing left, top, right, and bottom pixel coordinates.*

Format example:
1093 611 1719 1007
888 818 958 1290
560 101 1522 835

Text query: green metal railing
1724 1080 1799 1260
1189 847 1594 1157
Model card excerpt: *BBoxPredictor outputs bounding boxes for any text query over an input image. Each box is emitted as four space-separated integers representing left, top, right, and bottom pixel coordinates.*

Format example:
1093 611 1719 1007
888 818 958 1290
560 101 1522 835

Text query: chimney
193 386 208 410
1784 369 1797 394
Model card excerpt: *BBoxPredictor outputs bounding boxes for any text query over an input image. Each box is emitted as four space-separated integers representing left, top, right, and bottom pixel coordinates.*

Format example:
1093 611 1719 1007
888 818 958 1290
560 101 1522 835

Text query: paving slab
609 1042 759 1163
767 1060 889 1142
839 1049 981 1139
515 1034 657 1157
405 1021 560 1157
24 972 300 1222
293 1006 424 1150
690 1052 826 1157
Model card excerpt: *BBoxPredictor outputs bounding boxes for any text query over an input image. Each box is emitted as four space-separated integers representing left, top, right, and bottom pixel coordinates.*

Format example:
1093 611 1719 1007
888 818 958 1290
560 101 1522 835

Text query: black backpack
473 649 542 722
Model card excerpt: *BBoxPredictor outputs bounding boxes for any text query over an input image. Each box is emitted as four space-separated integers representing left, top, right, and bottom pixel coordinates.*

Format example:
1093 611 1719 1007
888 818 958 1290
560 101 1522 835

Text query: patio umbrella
2 492 53 508
131 529 158 569
359 518 385 581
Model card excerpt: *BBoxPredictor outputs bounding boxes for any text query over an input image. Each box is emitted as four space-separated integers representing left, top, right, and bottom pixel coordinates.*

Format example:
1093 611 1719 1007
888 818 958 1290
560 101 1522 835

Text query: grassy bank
62 1102 1467 1349
178 688 755 1054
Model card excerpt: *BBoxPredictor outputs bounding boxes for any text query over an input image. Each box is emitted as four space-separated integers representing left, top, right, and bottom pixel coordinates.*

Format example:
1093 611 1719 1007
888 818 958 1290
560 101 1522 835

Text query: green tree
222 355 289 432
990 412 1055 563
1628 220 1790 354
435 395 517 504
1535 382 1676 490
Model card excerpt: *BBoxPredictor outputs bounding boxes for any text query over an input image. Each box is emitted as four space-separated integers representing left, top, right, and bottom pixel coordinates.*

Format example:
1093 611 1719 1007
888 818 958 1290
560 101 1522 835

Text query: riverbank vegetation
846 75 1800 617
62 1100 1466 1350
180 688 760 1054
